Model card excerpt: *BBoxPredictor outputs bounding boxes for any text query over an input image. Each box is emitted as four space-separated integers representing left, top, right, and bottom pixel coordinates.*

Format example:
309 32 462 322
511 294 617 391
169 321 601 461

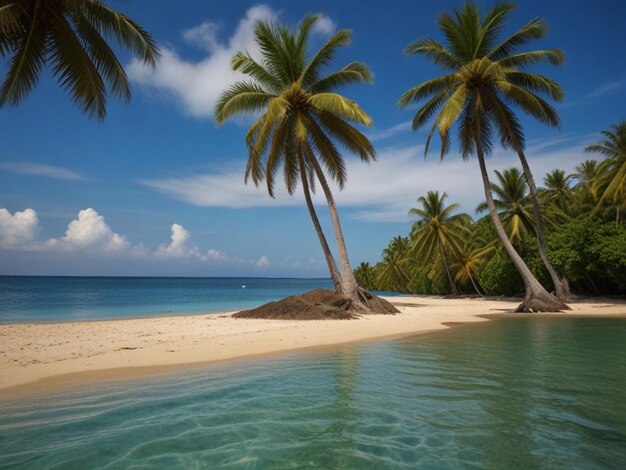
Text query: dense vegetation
356 130 626 297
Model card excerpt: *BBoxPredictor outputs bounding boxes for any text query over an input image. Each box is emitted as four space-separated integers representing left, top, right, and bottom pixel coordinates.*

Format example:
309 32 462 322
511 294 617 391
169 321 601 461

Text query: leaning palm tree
409 191 469 294
585 121 626 224
476 168 534 243
0 0 160 120
214 14 375 303
451 237 495 296
398 2 568 311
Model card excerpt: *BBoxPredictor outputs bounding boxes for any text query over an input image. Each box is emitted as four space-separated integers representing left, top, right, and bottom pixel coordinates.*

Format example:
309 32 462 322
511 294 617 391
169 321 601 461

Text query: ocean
0 276 338 323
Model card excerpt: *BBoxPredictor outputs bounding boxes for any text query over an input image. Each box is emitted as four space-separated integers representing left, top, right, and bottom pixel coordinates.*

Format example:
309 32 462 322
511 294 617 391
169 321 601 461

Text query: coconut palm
585 121 626 224
542 169 573 211
572 159 603 205
354 262 376 290
451 237 495 296
409 191 469 294
0 0 160 120
476 168 534 243
375 236 412 292
214 15 375 302
398 2 568 311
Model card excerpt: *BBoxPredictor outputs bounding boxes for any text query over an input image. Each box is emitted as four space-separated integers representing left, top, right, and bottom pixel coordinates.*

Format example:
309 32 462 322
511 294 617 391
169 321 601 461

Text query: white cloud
312 14 335 35
46 208 128 252
142 134 595 222
203 248 227 261
367 121 412 142
127 5 278 118
156 223 200 258
0 208 39 248
587 79 626 98
128 7 336 119
256 255 269 267
0 162 83 180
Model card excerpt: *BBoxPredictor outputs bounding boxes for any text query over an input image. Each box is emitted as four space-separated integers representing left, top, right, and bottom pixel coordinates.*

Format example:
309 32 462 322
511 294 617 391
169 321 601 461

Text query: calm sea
0 276 338 323
1 317 625 468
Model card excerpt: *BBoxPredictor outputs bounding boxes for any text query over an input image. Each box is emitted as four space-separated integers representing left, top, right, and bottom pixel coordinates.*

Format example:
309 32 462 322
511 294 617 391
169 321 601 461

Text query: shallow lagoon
1 316 625 469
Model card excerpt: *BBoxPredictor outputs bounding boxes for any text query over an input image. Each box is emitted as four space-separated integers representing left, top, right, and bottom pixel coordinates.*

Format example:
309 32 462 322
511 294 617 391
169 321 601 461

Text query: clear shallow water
1 317 625 469
0 276 339 323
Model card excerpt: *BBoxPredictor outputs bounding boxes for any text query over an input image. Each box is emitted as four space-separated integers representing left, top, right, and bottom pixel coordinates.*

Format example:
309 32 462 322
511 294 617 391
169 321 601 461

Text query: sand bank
1 296 625 399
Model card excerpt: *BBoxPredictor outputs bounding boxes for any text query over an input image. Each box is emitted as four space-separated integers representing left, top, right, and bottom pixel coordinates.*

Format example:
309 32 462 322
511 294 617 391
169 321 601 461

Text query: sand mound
233 288 399 320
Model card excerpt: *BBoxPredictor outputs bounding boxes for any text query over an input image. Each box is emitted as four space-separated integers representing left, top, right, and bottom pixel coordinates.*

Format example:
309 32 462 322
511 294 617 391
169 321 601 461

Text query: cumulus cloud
127 5 277 118
128 7 335 119
256 255 270 268
142 133 595 222
0 162 84 180
156 223 200 258
0 208 39 248
46 208 128 252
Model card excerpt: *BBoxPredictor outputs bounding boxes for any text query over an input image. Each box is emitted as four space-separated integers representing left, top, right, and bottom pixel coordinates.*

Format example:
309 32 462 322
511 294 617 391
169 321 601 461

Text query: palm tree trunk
476 143 568 312
307 154 360 301
469 272 484 296
439 242 458 294
517 150 573 300
298 153 343 292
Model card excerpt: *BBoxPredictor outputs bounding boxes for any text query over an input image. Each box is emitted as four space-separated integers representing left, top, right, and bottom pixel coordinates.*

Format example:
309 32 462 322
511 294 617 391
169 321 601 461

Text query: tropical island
1 1 625 468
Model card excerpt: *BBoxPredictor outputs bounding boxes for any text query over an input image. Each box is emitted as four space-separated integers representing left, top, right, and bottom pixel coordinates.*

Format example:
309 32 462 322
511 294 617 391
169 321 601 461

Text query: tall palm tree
375 236 411 292
476 168 534 243
409 191 469 294
398 2 568 311
0 0 160 120
542 169 573 212
585 121 626 224
214 15 375 302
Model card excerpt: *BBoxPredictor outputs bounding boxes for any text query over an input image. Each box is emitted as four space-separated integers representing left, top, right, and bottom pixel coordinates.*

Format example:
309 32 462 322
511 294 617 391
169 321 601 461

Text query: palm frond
308 61 373 93
308 92 372 126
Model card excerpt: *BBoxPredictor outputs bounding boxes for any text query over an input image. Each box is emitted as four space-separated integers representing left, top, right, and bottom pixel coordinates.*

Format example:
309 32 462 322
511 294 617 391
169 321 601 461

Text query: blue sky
1 0 625 277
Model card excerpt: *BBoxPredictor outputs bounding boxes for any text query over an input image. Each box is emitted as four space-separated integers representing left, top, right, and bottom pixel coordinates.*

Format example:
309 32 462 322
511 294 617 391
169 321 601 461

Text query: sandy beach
2 296 626 399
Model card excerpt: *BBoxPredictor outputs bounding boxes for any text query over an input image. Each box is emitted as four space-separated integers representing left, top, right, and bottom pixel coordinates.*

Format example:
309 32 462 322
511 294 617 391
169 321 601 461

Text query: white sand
1 296 625 398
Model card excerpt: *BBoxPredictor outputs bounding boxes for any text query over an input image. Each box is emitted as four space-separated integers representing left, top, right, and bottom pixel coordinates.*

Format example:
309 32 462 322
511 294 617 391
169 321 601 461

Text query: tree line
356 132 626 297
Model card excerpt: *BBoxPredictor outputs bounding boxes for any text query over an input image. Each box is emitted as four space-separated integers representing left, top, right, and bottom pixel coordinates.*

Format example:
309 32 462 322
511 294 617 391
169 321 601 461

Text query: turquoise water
0 276 337 323
1 317 625 468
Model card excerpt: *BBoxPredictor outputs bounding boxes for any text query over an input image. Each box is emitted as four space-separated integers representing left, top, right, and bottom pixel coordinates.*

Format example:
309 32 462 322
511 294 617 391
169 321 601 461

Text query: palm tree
398 3 568 311
476 168 534 243
0 0 160 120
585 121 626 224
452 238 495 296
214 15 375 302
409 191 469 294
354 262 376 290
375 236 411 292
572 159 603 205
542 169 573 212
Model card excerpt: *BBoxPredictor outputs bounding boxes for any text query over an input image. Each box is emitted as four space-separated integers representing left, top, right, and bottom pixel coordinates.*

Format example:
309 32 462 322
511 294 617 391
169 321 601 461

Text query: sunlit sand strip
1 296 625 399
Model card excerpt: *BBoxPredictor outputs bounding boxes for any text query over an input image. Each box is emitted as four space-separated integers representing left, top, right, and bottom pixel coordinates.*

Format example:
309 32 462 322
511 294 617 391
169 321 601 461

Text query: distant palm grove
2 2 625 309
356 130 626 297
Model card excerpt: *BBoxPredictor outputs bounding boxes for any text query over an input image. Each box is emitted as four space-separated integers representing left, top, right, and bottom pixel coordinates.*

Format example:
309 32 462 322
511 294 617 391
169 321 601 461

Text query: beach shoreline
2 296 626 400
